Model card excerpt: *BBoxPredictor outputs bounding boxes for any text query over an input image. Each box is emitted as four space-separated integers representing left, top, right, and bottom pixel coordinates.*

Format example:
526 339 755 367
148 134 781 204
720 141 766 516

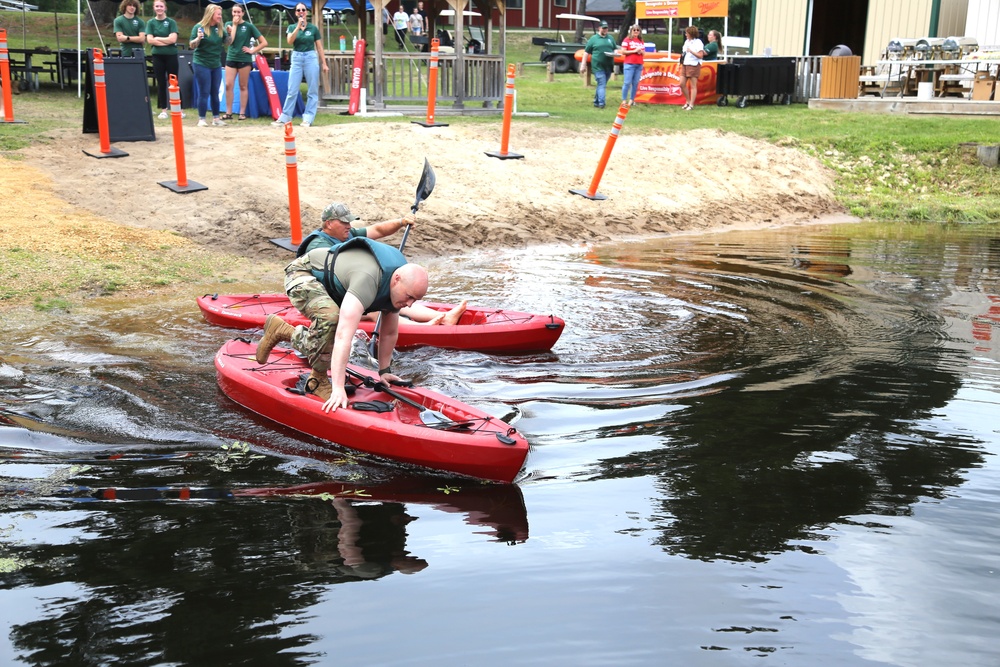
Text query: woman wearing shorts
679 25 705 110
223 4 267 120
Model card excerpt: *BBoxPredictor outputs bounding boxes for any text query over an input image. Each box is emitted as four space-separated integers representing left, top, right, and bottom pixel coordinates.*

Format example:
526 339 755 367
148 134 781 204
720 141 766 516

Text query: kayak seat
351 400 394 413
286 373 357 397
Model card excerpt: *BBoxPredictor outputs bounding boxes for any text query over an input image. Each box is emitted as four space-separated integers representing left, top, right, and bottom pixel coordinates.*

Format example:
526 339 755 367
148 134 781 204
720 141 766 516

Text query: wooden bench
937 66 975 97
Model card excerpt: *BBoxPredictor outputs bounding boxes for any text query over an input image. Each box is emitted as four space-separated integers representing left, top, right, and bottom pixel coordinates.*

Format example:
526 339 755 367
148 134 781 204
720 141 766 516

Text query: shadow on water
2 222 999 663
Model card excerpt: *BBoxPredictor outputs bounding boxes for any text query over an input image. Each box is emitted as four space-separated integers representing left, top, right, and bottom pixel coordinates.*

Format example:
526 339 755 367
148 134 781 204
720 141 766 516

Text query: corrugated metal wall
966 0 1000 46
862 0 933 64
938 0 970 38
751 1 984 65
752 0 809 57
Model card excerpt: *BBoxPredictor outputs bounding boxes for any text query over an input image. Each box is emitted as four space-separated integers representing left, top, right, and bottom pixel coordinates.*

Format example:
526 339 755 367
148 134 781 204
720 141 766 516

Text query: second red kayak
198 293 564 353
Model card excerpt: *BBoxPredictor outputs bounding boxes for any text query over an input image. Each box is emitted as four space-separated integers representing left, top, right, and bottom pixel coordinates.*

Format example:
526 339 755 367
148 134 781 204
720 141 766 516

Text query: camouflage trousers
284 273 341 374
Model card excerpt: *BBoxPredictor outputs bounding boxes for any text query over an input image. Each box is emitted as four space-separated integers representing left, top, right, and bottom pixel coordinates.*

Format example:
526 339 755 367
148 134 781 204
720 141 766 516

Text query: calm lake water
2 221 999 666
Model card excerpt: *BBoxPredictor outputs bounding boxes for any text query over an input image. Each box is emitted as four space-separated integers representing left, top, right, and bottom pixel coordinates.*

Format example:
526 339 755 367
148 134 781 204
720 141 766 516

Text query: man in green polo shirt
582 21 617 109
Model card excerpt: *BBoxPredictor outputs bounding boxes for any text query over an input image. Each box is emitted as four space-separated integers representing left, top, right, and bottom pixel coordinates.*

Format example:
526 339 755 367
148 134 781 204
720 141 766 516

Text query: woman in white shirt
679 25 705 110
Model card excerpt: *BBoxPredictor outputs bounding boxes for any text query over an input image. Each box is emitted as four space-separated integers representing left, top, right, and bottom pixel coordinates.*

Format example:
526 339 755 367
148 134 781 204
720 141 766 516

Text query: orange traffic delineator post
82 49 128 159
270 123 303 251
1 29 26 124
158 74 207 194
569 101 631 201
485 64 524 160
413 39 448 128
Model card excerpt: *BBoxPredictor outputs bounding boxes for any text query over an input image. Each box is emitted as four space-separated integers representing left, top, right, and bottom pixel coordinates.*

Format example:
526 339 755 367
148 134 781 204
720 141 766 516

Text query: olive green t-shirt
113 14 145 58
292 247 382 311
287 22 321 53
225 21 262 63
145 17 178 56
190 23 226 68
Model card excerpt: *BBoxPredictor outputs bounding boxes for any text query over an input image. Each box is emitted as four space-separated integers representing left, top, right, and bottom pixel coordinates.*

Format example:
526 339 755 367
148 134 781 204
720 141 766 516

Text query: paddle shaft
345 367 428 413
368 162 434 361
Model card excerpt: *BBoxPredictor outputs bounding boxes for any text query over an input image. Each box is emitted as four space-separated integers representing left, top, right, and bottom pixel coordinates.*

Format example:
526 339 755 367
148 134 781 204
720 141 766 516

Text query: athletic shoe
181 112 186 119
271 120 284 127
301 120 311 128
212 118 227 126
157 110 167 119
197 118 208 127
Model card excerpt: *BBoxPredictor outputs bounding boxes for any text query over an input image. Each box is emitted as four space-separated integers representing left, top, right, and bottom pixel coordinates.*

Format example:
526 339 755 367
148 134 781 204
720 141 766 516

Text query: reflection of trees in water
2 470 528 664
3 497 421 664
589 233 991 563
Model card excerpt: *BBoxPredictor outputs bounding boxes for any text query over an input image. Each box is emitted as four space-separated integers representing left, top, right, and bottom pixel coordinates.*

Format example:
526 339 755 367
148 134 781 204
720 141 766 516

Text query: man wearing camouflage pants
255 237 428 413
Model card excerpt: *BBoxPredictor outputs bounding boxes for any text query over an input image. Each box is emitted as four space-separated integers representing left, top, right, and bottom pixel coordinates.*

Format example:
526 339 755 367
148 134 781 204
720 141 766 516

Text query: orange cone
570 101 631 200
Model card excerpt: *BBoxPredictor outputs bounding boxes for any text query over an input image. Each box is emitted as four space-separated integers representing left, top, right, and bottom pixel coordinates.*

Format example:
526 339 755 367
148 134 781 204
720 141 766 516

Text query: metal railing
320 52 505 108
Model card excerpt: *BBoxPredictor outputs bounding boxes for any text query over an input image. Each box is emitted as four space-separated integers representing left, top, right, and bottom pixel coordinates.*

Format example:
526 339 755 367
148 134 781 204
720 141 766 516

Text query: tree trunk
85 0 116 28
573 0 588 43
617 7 636 43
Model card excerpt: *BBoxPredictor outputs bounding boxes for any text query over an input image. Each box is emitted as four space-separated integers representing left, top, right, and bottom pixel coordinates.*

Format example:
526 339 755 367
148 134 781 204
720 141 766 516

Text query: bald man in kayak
256 237 428 412
299 201 466 325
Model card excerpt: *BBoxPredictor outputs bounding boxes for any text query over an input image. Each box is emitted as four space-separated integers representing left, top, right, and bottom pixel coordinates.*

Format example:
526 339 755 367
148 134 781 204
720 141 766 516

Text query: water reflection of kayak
215 338 530 483
197 293 565 353
68 479 529 544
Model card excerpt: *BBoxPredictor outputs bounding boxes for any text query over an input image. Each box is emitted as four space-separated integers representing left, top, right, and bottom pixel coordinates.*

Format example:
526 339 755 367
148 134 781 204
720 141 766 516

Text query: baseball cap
321 202 360 223
599 20 608 28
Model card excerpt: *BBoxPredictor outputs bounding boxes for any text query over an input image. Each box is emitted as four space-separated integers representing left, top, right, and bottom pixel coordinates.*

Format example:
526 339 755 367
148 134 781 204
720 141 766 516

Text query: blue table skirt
190 68 305 119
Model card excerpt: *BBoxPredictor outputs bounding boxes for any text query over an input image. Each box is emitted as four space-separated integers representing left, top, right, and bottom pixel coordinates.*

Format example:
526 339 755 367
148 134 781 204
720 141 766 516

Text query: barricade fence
320 52 505 107
793 56 824 102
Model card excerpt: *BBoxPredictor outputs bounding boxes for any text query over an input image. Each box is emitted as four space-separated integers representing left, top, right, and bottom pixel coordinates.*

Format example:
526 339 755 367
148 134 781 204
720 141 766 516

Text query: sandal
220 113 233 120
238 114 247 121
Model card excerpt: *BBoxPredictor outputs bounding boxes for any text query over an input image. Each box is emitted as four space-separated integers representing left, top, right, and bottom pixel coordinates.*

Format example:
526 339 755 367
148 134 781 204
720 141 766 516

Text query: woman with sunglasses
273 3 328 128
620 24 646 107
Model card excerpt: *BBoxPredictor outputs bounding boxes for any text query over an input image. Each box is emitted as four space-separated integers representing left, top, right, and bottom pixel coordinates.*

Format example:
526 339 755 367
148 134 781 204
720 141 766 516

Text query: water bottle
339 35 346 51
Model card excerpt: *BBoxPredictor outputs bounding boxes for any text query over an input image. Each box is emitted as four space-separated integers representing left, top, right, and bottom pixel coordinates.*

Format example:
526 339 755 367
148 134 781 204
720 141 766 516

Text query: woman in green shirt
272 2 328 128
704 30 721 61
190 3 230 127
146 0 179 119
222 4 267 120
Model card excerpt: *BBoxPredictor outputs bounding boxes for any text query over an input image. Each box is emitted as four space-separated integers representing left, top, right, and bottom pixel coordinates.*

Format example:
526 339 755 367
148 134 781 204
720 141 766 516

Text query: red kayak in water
198 294 564 353
214 338 529 483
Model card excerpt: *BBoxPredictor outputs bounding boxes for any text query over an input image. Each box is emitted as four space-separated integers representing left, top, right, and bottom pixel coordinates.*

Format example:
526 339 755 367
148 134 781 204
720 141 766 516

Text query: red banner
634 59 719 106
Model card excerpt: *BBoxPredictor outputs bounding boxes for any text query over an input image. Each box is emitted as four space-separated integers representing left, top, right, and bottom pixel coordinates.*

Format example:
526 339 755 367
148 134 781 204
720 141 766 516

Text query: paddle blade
412 158 436 213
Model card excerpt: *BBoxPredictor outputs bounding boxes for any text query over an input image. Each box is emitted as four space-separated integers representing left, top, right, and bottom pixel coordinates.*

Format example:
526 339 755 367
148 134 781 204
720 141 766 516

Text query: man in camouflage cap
296 202 467 326
297 202 414 256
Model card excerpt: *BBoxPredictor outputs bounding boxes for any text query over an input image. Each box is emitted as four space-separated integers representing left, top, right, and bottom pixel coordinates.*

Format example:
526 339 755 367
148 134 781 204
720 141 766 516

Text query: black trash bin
716 56 796 108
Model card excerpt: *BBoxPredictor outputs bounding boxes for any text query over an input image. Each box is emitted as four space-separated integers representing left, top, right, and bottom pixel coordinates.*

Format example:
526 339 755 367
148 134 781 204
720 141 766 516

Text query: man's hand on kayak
379 371 404 385
322 386 350 413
